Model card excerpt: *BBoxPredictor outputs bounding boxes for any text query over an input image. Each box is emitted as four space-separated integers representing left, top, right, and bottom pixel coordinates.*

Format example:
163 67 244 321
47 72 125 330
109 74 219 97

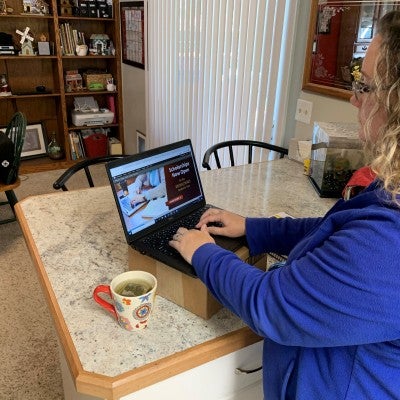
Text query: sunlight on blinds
146 0 298 168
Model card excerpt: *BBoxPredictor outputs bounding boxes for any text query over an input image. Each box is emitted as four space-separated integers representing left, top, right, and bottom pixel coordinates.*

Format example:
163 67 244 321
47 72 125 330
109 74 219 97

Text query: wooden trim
15 201 262 400
302 0 353 100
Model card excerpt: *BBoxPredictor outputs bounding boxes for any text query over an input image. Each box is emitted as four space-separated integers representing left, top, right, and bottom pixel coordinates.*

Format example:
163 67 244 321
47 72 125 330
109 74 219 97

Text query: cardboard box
108 137 122 155
128 247 267 320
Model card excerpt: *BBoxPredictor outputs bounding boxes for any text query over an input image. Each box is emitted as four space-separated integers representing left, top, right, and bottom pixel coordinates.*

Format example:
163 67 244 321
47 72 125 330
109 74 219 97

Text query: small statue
0 0 7 15
0 74 12 96
22 0 49 14
16 26 35 56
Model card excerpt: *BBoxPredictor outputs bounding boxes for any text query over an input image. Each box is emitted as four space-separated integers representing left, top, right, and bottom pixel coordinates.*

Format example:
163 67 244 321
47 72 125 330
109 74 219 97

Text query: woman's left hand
169 225 215 264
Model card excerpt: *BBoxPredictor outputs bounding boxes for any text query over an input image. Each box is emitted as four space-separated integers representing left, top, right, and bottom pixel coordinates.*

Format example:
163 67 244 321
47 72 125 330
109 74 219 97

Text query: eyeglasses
352 80 371 100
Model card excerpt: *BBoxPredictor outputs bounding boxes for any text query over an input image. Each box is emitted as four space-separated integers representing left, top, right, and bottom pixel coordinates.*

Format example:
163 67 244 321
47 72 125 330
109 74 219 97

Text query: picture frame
0 123 47 160
120 1 145 69
136 130 146 153
21 123 47 159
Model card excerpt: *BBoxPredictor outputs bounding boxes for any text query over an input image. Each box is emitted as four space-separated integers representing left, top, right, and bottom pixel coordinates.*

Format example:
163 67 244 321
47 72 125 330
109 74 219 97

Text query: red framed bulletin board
120 1 145 69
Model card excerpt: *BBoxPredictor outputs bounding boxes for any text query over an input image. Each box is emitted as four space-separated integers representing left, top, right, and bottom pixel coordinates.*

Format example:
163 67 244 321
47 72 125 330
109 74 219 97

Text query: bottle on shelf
47 131 64 160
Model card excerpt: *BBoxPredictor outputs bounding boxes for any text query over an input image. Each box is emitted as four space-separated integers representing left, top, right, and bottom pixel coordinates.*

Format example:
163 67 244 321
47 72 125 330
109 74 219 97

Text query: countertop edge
76 327 261 399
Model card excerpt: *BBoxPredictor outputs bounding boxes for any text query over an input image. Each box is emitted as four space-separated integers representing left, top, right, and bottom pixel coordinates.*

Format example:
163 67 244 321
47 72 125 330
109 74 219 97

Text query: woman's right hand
196 208 246 238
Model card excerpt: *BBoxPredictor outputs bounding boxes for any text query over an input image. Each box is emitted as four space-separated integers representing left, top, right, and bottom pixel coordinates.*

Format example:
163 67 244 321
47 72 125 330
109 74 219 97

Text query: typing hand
169 226 215 264
196 208 246 238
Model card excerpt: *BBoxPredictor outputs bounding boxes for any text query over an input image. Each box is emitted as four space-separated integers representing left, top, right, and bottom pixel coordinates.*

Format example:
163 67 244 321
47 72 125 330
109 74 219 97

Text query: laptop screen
107 139 206 240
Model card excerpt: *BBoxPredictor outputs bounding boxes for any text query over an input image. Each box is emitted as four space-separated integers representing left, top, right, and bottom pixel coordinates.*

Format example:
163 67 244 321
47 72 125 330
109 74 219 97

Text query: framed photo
120 1 145 69
21 123 47 159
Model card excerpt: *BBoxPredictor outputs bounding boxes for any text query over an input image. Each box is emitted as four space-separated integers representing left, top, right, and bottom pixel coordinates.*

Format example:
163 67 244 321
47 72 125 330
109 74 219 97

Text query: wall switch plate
295 99 313 124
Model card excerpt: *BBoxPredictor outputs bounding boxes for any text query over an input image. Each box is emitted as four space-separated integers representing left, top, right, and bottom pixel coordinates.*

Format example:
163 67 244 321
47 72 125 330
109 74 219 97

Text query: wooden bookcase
0 0 124 173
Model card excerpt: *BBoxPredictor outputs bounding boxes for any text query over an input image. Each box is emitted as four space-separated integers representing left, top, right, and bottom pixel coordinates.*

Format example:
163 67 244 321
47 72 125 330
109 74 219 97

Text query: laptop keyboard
141 206 209 256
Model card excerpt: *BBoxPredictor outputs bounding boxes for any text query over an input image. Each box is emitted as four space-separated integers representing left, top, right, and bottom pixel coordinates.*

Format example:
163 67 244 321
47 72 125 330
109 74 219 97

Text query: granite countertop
17 159 335 379
201 158 334 218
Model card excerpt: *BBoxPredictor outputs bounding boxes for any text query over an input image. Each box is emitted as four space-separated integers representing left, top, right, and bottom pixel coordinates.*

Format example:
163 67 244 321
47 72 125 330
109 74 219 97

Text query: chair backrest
4 112 27 184
202 139 288 170
53 155 127 191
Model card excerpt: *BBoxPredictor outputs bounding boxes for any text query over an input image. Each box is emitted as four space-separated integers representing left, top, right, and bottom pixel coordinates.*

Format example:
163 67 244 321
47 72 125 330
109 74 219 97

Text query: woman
170 11 400 400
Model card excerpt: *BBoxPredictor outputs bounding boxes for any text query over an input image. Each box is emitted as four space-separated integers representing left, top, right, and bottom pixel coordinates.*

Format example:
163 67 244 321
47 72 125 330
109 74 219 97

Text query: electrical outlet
295 99 313 124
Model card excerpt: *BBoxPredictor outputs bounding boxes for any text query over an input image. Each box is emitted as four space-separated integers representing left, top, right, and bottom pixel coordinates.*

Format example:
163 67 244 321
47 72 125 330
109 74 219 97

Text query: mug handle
93 285 117 319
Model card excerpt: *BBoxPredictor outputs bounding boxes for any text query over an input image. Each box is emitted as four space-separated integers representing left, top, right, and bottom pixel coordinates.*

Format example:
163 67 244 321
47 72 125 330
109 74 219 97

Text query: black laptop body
106 139 247 277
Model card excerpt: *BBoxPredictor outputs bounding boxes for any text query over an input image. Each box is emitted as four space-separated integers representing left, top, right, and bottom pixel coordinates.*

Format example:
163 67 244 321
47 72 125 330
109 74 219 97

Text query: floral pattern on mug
133 303 152 321
115 301 125 313
118 315 133 331
139 293 151 302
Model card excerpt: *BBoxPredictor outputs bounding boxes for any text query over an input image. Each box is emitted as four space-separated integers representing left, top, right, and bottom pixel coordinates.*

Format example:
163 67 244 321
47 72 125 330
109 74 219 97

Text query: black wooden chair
202 139 288 170
0 112 27 224
53 155 127 191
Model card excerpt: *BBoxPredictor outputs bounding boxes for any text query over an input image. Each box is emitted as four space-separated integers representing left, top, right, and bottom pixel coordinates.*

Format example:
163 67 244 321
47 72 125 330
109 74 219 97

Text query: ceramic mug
76 44 88 56
93 271 157 331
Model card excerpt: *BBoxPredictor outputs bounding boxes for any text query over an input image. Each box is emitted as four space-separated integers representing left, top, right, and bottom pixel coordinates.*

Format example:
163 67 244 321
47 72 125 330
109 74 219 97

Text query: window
146 0 298 167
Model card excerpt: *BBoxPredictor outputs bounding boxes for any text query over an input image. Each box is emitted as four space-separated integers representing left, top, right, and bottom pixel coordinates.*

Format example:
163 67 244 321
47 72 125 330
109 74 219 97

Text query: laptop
106 139 247 277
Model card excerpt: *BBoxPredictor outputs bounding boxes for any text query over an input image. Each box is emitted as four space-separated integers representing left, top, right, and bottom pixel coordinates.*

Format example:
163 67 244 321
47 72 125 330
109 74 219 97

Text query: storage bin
83 133 108 158
309 122 365 198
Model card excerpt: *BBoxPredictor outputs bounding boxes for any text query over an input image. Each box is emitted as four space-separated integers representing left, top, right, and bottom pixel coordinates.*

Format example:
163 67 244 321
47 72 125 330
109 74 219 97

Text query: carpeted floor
0 165 109 400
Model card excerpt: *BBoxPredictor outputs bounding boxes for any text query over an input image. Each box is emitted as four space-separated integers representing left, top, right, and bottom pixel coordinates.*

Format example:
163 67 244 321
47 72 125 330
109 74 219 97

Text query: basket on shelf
83 73 113 91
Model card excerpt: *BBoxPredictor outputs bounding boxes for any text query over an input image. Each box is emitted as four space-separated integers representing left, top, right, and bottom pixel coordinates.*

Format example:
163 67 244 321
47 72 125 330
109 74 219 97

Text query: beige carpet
0 165 110 400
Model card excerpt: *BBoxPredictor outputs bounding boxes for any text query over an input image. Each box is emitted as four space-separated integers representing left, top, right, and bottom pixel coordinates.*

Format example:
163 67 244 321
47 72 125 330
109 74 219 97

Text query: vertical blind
146 0 298 168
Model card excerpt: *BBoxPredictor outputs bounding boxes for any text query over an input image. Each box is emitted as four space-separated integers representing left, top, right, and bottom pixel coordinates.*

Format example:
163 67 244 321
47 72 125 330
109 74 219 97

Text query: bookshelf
0 0 124 173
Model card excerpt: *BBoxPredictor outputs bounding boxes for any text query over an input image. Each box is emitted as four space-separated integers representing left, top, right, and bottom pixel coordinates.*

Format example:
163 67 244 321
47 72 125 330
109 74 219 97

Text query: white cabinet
60 340 263 400
121 341 263 400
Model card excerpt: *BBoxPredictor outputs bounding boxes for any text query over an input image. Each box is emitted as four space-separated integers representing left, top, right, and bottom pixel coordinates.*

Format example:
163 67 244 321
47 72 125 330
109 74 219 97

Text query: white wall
121 64 146 154
120 0 147 155
294 92 358 140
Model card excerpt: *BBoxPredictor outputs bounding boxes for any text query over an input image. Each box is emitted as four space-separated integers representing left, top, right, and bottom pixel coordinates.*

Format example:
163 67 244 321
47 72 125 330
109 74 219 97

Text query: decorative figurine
59 0 73 15
0 74 12 96
16 26 36 56
89 34 110 55
0 0 7 15
22 0 49 14
37 32 50 55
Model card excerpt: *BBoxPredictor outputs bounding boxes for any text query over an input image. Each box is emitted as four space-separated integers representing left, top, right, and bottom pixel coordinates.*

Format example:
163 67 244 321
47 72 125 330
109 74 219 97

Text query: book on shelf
69 132 85 160
59 23 86 56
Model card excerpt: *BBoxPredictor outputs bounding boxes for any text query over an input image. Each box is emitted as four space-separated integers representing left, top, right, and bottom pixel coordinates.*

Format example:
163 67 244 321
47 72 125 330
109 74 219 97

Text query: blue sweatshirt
192 182 400 399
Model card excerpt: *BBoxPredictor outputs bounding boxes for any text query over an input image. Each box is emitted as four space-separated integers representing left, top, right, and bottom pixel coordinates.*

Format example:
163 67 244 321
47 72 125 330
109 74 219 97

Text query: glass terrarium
309 122 365 198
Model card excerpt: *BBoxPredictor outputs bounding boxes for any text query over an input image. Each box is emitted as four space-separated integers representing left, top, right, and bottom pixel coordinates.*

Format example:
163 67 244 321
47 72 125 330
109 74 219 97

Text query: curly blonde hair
366 11 400 203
